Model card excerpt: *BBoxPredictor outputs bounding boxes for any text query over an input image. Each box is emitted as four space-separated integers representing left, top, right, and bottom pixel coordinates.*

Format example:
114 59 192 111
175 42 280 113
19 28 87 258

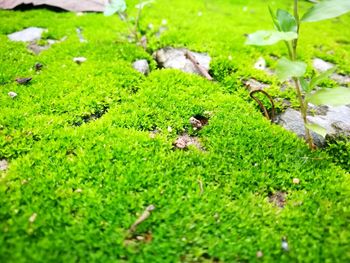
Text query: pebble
73 57 87 64
29 213 37 223
256 251 263 258
0 160 8 171
293 178 300 184
8 27 46 42
132 59 150 75
8 91 17 98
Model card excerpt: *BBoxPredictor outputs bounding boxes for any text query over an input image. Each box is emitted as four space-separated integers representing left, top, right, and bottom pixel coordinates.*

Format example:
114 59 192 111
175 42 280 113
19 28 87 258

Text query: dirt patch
268 191 287 208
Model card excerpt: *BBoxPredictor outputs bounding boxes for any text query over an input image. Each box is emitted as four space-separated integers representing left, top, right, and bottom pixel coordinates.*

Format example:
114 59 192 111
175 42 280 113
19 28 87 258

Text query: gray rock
154 47 211 76
308 105 350 135
277 105 350 147
8 27 46 42
313 58 334 72
331 74 350 85
277 108 325 147
0 159 8 171
312 58 350 85
132 59 150 75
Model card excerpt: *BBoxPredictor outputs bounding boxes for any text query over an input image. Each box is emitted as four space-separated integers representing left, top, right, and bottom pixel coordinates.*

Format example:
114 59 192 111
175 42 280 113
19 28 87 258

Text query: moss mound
1 0 350 262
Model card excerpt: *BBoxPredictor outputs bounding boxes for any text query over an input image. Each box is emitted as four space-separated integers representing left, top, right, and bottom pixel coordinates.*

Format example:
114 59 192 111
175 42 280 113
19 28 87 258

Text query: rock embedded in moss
154 47 211 76
0 159 8 171
132 59 150 75
8 27 46 42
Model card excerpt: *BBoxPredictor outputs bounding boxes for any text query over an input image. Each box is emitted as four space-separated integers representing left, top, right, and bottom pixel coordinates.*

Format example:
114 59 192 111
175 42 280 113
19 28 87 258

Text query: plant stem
291 0 314 149
134 0 143 42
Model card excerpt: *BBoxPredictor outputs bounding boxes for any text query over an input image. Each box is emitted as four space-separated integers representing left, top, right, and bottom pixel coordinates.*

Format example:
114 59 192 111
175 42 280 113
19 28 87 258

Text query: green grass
1 0 350 262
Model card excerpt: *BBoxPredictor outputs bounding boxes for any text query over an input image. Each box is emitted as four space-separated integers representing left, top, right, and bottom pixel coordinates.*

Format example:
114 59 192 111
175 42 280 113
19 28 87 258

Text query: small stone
190 117 202 130
8 27 46 42
132 59 150 75
73 57 87 64
161 19 168 25
27 42 50 55
174 134 203 150
75 188 83 193
281 237 289 251
167 126 173 132
256 251 263 258
197 11 203 16
29 213 37 223
0 160 8 171
331 73 350 85
34 62 43 71
228 55 233 60
313 58 334 72
189 115 209 130
154 47 211 76
293 178 300 184
16 77 32 85
136 235 145 241
8 92 17 98
254 57 266 71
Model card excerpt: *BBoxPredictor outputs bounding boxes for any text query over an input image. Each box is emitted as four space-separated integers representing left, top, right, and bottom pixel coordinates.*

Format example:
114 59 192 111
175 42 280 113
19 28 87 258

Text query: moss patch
1 0 350 262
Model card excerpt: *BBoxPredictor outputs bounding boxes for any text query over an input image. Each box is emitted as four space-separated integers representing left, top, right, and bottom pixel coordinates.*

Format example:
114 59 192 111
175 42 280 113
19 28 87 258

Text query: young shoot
246 0 350 149
104 0 155 45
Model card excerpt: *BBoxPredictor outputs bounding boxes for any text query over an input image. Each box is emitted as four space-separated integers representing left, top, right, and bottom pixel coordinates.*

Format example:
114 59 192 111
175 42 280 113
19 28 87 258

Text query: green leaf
276 57 307 81
269 6 281 30
299 77 310 92
302 0 350 22
276 9 297 32
245 30 298 46
307 87 350 106
309 67 337 89
104 0 127 16
305 123 327 137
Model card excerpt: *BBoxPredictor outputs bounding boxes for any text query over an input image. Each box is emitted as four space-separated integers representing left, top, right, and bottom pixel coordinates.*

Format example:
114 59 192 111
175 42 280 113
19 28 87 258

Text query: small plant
246 0 350 149
104 0 155 45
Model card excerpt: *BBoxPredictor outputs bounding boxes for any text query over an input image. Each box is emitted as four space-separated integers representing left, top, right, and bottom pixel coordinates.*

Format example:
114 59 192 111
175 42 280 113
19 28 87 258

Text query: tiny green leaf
307 87 350 106
299 77 310 92
276 9 297 32
104 0 127 16
309 67 337 90
269 6 281 30
245 30 298 46
276 57 307 81
302 0 350 22
305 123 327 137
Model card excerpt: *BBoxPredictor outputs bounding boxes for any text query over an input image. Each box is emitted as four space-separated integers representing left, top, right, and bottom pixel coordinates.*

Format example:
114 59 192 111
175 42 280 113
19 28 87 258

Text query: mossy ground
0 0 350 262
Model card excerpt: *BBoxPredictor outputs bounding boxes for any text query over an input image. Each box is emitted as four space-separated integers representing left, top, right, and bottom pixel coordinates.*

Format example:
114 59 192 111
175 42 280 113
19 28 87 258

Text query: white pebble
8 91 17 98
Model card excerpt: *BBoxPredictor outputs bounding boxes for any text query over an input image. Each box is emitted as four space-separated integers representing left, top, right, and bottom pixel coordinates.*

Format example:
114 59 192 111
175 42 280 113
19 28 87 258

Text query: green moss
1 0 350 262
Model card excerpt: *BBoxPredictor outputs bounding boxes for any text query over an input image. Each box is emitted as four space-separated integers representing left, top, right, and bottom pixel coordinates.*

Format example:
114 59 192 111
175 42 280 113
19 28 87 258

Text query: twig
129 205 155 232
249 89 275 121
198 180 204 195
185 51 213 81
